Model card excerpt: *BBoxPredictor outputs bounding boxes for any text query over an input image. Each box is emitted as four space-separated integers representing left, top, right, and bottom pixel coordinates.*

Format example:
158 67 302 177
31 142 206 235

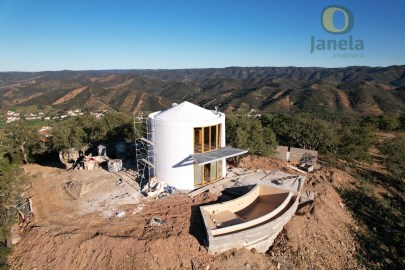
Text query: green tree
289 115 335 151
226 115 277 156
0 156 25 269
378 114 400 131
5 124 42 164
263 113 377 162
378 136 405 180
50 112 136 152
261 113 293 146
360 116 379 129
102 112 135 142
51 120 88 152
262 113 337 152
337 126 376 162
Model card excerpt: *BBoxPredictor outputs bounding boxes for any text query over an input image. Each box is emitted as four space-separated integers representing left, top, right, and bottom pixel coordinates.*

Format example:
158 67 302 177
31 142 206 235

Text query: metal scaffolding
133 113 156 188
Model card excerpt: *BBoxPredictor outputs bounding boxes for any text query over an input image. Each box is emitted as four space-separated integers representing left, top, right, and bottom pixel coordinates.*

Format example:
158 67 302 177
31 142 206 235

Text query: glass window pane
194 164 202 187
217 159 222 179
217 124 221 148
204 163 211 184
210 125 217 150
194 128 202 153
204 127 210 152
210 162 217 181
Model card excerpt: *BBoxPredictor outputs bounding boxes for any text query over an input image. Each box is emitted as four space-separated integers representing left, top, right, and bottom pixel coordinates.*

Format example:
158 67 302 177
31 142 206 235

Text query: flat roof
192 146 248 166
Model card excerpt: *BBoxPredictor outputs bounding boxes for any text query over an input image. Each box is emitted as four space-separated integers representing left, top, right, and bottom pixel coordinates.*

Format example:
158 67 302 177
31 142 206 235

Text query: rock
244 263 251 269
149 217 166 226
115 211 125 218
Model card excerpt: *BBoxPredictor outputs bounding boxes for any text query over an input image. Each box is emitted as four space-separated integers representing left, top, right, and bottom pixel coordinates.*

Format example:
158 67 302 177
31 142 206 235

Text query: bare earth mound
270 168 362 269
9 161 363 269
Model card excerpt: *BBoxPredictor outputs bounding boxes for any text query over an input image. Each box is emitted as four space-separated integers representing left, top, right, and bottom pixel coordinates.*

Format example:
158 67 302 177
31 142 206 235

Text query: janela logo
310 5 364 54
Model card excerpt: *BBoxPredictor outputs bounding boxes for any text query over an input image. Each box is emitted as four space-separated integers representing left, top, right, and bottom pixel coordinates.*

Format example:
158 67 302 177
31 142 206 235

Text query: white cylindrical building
148 101 226 190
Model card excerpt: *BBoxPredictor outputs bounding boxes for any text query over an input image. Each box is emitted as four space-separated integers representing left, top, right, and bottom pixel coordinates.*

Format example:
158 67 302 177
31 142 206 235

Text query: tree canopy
50 112 135 152
378 136 405 180
226 115 277 156
261 113 376 162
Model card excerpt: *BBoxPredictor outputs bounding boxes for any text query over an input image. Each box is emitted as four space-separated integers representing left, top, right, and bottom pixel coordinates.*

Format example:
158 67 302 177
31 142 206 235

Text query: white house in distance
147 101 247 190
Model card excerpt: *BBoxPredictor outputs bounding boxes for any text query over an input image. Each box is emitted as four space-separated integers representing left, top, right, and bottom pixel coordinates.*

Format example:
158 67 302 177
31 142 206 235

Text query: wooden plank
188 171 256 198
140 137 154 145
299 190 315 205
114 171 140 192
188 176 234 198
298 190 315 213
287 164 307 174
140 158 155 168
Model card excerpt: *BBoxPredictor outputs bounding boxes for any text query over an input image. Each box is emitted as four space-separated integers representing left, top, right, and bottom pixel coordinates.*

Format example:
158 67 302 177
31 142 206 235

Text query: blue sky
0 0 404 71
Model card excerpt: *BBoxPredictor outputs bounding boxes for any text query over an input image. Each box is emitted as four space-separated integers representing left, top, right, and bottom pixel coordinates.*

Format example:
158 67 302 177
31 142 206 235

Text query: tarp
192 146 248 166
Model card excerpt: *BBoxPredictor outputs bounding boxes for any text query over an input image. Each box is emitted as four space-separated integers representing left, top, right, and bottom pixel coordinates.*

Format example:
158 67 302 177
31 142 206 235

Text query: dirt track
9 160 363 270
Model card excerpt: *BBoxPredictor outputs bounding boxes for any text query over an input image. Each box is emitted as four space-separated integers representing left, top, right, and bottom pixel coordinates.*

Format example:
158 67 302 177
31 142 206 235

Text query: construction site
8 102 364 269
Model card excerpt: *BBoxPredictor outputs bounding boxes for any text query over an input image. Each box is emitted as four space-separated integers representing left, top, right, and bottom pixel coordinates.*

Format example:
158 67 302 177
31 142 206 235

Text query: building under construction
135 101 247 190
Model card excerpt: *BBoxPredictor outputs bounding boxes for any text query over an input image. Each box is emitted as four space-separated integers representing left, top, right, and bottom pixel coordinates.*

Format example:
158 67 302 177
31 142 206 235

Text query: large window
194 128 202 153
194 163 202 186
193 124 223 187
210 126 217 151
194 124 221 153
194 160 223 187
204 127 210 152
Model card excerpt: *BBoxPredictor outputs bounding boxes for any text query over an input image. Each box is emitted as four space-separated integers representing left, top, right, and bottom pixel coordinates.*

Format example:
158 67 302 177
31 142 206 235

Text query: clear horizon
2 64 405 73
0 0 404 71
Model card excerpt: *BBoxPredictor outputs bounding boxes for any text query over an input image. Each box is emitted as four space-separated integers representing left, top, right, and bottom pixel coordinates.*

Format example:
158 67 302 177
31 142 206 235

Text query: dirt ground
270 168 361 269
8 158 366 270
238 156 363 269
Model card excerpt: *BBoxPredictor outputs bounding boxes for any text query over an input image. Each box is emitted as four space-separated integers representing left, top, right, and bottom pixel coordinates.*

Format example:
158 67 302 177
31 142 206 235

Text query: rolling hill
1 66 404 116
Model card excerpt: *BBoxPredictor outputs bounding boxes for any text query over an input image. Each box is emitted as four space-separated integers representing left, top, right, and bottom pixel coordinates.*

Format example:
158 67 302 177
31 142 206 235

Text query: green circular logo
322 5 354 34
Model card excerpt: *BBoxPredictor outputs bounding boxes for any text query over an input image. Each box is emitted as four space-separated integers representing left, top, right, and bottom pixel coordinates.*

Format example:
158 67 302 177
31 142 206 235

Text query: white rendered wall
149 111 226 190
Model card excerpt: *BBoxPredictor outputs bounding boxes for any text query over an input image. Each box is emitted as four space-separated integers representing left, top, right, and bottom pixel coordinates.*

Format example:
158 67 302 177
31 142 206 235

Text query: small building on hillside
142 101 247 190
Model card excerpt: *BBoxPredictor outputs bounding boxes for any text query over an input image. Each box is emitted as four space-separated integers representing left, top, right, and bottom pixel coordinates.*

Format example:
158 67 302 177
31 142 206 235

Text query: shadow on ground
339 168 405 269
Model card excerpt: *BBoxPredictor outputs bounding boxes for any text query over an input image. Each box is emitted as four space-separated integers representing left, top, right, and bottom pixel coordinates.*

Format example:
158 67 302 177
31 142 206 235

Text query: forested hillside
1 66 404 117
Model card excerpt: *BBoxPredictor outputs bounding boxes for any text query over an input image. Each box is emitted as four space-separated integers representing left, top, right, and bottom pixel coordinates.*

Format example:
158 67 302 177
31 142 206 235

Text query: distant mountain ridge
1 65 404 116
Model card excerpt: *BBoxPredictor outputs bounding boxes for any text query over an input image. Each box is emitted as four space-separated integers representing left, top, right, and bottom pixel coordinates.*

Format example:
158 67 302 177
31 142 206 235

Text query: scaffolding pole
133 113 156 188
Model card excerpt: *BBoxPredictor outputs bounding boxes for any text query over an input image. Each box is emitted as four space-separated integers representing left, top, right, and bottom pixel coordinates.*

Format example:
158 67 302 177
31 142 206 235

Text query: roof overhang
192 146 248 166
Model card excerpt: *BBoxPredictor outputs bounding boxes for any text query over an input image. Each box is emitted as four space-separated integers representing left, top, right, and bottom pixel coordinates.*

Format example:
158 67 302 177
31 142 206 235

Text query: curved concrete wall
148 111 226 190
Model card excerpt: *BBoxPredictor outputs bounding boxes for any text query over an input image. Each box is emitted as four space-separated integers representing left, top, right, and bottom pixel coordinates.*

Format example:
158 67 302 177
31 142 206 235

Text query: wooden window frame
193 124 223 188
193 124 221 154
194 160 223 188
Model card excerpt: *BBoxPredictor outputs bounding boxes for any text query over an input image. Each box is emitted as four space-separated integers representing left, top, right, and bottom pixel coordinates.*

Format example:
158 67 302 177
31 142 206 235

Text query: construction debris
275 146 318 165
188 176 236 198
115 178 124 187
83 157 100 170
108 159 123 172
287 164 308 174
59 148 80 169
142 177 169 197
115 211 126 218
7 225 21 248
164 185 176 194
148 217 166 226
297 190 316 214
298 163 314 172
97 144 107 157
132 204 145 214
